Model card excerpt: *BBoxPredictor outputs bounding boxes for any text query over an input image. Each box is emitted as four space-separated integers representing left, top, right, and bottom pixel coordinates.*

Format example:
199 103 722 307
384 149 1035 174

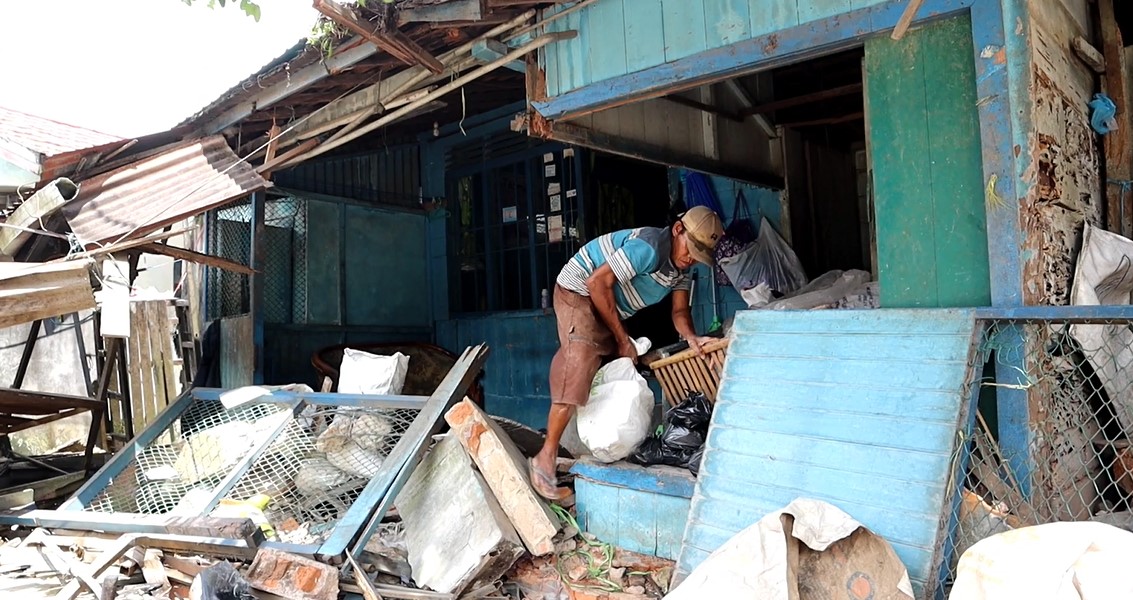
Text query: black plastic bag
630 436 695 467
661 425 705 450
687 446 705 476
667 392 712 432
629 391 713 468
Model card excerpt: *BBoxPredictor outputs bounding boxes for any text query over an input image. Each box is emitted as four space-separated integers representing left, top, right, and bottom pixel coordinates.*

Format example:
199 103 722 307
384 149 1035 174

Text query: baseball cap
679 206 724 265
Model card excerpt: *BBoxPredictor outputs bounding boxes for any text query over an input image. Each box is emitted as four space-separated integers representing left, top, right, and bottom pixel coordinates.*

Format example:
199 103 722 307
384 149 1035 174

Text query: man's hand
687 335 715 355
618 338 640 364
688 335 722 370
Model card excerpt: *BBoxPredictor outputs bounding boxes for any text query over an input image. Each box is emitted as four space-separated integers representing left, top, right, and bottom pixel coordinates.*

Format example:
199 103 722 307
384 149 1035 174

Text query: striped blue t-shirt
556 227 691 319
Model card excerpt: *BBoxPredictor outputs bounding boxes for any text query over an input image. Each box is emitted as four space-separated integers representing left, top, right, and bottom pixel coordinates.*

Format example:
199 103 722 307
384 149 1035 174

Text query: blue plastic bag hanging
1090 93 1118 134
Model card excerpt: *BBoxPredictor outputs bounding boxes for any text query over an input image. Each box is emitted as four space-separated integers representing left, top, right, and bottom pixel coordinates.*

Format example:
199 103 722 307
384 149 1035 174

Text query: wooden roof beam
314 0 445 74
739 83 863 117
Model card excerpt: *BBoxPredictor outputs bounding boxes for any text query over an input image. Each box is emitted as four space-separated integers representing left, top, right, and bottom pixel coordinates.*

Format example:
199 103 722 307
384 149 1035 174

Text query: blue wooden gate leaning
677 309 980 596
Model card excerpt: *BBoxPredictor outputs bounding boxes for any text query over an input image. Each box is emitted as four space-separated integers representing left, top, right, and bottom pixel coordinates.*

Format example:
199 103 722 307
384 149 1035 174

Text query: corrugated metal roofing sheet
677 309 979 597
62 136 269 244
0 106 122 157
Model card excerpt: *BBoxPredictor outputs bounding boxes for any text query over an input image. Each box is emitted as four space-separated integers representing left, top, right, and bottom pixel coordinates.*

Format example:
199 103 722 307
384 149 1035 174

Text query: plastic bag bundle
630 391 713 472
576 358 655 463
718 217 807 295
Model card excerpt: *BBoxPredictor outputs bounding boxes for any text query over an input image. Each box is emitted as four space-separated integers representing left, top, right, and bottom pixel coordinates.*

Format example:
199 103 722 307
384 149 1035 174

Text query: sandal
528 457 572 501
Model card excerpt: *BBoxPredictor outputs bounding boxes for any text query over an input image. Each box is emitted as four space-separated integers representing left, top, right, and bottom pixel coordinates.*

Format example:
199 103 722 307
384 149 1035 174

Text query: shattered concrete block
397 433 525 595
445 398 561 555
245 549 339 600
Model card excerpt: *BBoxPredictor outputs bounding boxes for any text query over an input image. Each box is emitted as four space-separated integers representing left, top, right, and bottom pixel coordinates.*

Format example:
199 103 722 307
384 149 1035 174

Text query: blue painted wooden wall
435 311 558 428
262 198 432 386
677 309 977 595
542 0 890 97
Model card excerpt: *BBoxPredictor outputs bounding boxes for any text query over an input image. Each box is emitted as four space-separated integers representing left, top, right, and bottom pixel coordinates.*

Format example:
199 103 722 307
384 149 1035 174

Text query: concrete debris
445 398 561 555
396 433 525 595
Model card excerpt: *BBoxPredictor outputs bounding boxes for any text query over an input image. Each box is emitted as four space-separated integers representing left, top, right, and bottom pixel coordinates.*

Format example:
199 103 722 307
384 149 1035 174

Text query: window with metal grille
447 142 583 314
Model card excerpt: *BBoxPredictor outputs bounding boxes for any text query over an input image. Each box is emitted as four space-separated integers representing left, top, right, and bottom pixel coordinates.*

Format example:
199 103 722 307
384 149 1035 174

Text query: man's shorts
549 285 618 406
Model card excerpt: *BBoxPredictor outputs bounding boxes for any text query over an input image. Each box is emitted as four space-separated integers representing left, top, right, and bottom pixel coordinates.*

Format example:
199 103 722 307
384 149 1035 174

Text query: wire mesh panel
80 394 420 548
205 196 309 323
206 200 252 320
224 404 419 546
937 316 1133 595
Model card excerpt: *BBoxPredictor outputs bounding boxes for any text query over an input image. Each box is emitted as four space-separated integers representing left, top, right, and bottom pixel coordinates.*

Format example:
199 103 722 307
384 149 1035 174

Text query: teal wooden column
866 15 992 309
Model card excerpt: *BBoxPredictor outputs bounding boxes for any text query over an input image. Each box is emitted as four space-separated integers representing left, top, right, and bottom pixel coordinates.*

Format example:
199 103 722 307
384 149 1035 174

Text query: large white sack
339 349 409 395
576 358 654 463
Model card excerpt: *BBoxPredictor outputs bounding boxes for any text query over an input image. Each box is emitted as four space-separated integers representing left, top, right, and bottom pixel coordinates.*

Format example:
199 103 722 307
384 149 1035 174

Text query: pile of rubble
0 396 675 600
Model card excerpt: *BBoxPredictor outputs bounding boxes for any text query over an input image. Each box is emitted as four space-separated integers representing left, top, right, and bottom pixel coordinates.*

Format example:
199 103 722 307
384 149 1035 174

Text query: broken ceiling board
0 260 95 330
397 433 524 595
445 399 560 555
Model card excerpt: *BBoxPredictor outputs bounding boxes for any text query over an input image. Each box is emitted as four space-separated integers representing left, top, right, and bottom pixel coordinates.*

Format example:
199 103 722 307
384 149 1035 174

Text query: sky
0 0 321 138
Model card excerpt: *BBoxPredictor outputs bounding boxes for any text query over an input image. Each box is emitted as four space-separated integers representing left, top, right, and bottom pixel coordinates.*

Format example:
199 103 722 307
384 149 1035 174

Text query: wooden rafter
740 83 863 116
135 243 255 275
314 0 445 74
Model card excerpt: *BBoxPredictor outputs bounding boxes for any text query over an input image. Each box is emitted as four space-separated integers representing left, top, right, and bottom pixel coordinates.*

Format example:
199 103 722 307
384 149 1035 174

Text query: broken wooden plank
135 243 254 275
1071 36 1106 73
0 178 78 257
444 399 560 555
246 548 339 600
397 434 524 595
141 549 169 587
891 0 925 40
313 0 444 73
0 260 95 330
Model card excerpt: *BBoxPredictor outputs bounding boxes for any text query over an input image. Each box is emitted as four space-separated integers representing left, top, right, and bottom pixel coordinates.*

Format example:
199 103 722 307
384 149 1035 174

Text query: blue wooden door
677 308 978 595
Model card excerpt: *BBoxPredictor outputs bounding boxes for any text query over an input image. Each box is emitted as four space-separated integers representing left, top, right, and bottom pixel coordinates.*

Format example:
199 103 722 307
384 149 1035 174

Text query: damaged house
4 0 1133 597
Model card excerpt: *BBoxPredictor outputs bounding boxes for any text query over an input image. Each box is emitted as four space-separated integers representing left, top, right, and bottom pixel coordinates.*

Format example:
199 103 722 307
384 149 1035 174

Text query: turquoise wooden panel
677 309 977 594
305 200 342 325
751 0 801 37
867 16 991 308
655 494 691 559
618 488 659 555
704 0 751 48
799 0 852 23
540 0 896 95
920 17 991 307
586 0 628 84
714 404 957 450
711 380 963 421
574 474 694 560
343 205 429 327
435 311 558 428
661 0 708 62
624 0 665 73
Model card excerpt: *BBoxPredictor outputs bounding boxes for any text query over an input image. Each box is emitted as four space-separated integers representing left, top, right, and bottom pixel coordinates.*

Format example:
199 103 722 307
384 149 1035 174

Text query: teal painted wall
682 172 781 333
865 15 992 308
542 0 890 97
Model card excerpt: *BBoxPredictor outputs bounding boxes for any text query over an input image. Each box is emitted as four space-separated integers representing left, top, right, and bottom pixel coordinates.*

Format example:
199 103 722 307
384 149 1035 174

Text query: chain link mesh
205 196 308 323
82 397 419 547
206 200 252 320
937 317 1133 595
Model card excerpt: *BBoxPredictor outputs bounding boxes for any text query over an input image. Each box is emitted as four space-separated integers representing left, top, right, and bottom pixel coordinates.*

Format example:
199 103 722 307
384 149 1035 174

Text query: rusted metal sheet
0 106 121 158
62 136 270 245
273 145 421 209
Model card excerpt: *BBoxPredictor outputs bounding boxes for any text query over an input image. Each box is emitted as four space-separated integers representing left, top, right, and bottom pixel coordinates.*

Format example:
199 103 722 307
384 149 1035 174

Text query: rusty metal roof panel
62 136 269 245
0 106 122 157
